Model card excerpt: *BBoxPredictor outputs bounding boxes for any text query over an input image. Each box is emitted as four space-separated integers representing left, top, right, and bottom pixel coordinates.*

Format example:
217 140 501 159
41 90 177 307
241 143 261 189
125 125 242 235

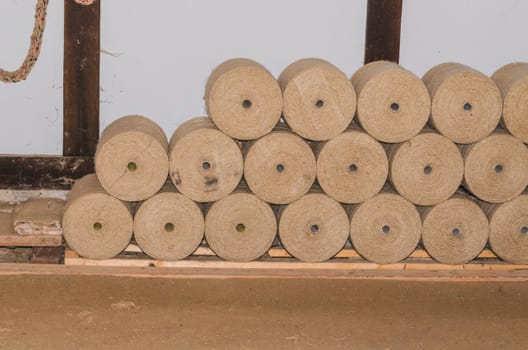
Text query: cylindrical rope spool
278 191 349 262
420 193 489 265
349 188 422 264
205 58 283 140
492 62 528 143
244 128 316 204
278 58 356 141
423 63 502 144
482 194 528 264
169 117 243 202
461 131 528 203
316 128 388 204
134 183 204 261
95 115 169 202
351 61 430 143
63 174 134 260
205 185 276 262
387 130 464 206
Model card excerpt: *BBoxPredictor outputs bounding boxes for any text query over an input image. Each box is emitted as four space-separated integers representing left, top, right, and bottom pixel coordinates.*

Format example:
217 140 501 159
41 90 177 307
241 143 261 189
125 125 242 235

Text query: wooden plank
63 0 101 156
0 233 62 247
268 247 498 260
7 262 528 283
364 0 403 63
31 247 64 264
64 249 527 274
0 156 93 190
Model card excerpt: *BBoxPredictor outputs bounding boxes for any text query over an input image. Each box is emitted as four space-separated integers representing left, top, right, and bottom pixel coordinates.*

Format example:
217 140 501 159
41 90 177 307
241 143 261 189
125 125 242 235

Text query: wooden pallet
62 244 528 282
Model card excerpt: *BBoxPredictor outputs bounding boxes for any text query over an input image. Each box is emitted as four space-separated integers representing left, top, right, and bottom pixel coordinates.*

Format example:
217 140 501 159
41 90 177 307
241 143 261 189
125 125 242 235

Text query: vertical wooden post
63 0 100 156
364 0 403 64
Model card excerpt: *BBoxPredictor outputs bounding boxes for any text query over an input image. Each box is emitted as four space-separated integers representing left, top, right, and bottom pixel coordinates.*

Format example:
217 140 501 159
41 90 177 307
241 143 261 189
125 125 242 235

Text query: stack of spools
63 58 528 265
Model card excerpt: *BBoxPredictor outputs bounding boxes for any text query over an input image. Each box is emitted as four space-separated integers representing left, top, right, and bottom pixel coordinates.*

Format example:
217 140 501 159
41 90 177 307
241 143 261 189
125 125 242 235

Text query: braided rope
0 0 96 83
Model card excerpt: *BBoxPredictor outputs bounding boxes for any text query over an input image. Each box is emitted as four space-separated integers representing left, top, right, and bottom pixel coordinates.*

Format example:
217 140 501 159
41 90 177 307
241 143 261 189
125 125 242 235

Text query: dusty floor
0 275 526 349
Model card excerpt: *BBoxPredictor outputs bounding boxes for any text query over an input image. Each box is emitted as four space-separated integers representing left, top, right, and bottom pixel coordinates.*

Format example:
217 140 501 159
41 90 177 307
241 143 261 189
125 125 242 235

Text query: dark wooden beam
63 0 100 156
364 0 403 64
0 156 93 190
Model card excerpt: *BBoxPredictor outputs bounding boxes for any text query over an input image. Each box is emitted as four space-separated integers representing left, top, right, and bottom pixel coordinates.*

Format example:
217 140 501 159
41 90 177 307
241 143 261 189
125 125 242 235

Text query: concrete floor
0 274 527 349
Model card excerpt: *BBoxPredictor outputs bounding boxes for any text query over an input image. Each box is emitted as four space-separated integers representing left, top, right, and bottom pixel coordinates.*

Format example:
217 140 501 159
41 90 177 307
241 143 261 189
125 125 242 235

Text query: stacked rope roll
63 58 528 265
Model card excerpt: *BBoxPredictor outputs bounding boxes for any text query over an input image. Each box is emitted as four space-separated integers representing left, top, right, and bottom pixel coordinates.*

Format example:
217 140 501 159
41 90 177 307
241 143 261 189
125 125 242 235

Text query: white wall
0 0 527 154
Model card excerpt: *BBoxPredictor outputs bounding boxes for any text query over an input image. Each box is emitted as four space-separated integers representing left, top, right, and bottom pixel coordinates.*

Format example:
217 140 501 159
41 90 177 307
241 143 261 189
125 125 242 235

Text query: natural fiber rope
1 0 96 83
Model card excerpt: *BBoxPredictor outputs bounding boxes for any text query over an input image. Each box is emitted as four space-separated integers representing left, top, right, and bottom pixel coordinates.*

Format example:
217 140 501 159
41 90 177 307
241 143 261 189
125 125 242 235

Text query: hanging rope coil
0 0 96 83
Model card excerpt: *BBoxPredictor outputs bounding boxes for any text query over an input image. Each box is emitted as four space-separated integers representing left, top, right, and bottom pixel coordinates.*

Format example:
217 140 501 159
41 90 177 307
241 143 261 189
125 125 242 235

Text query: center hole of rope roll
310 224 320 233
127 162 137 172
276 163 285 173
424 165 433 175
494 164 503 173
236 223 246 233
390 102 400 112
164 223 175 232
202 161 211 170
520 226 528 235
463 102 472 112
452 228 461 236
93 222 102 231
315 99 325 109
382 225 391 234
348 164 358 173
242 99 252 109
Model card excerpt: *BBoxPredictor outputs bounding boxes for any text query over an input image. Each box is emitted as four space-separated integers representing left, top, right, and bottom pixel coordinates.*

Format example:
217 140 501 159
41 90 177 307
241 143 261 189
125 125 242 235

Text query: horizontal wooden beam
0 156 93 190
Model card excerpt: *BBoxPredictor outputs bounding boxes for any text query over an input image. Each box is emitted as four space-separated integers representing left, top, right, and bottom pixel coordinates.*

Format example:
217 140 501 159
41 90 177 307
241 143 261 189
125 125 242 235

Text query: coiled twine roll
133 183 204 261
205 186 276 262
278 192 349 262
387 131 463 206
244 128 316 204
278 58 356 141
205 58 283 140
421 193 489 265
492 62 528 143
350 189 422 264
351 61 430 143
482 194 528 264
461 132 528 203
169 117 243 202
316 128 388 204
63 174 134 260
423 63 502 144
95 115 169 201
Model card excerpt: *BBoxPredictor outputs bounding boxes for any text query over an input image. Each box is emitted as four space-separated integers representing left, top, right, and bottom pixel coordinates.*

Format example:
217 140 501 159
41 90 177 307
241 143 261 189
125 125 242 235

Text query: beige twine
244 125 316 204
461 131 528 203
387 129 464 206
1 0 96 83
420 192 489 265
481 193 528 264
423 62 502 144
316 127 388 204
204 185 277 262
134 182 204 261
95 115 169 202
279 58 357 141
351 61 430 143
169 117 243 202
492 62 528 143
349 186 422 264
278 191 349 262
63 174 134 260
205 58 283 140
